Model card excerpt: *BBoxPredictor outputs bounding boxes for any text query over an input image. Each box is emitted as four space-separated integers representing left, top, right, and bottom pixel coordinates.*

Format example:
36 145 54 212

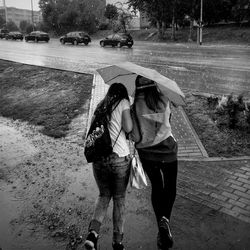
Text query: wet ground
0 39 250 250
0 38 249 97
1 117 250 250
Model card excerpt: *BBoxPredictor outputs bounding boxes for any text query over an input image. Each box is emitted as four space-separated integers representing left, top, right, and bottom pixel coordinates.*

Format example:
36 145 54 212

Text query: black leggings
140 159 178 224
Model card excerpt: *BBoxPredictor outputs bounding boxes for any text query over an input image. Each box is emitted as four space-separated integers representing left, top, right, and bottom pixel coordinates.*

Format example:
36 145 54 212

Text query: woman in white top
84 83 132 250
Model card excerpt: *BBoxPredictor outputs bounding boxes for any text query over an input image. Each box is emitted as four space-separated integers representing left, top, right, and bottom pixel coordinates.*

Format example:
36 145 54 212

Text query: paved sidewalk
89 74 250 224
178 160 250 224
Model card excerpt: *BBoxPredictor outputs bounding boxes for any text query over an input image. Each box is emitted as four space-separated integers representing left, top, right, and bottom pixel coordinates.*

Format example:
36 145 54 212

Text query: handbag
129 149 148 189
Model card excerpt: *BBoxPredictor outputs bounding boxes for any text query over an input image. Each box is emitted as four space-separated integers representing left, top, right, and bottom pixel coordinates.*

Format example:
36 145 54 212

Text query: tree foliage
128 0 249 39
0 15 5 28
19 20 30 33
38 0 249 36
232 0 250 24
39 0 105 34
6 20 19 31
104 4 118 21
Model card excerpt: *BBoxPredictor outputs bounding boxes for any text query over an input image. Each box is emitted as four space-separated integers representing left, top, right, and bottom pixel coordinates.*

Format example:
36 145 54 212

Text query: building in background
0 6 42 28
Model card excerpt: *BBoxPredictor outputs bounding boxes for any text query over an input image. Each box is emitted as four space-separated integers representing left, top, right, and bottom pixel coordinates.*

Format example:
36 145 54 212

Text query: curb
179 106 209 158
179 156 250 162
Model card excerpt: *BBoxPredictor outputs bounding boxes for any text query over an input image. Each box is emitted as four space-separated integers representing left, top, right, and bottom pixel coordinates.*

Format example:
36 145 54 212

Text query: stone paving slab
178 160 250 223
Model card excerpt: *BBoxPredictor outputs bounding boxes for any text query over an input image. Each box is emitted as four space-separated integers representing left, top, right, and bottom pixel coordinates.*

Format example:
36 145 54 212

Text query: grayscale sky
4 0 40 11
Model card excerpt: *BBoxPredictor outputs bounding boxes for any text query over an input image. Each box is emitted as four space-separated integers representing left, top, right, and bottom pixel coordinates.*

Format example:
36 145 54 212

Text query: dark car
0 29 9 39
100 33 133 48
60 31 91 45
5 31 23 41
25 31 50 42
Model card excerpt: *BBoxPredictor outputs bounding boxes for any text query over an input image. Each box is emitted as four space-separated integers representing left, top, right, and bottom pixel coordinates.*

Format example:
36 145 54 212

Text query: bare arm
130 108 141 143
122 109 133 133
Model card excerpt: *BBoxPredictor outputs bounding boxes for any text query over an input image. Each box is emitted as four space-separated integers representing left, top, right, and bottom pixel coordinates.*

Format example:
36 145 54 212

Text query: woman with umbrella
131 75 178 250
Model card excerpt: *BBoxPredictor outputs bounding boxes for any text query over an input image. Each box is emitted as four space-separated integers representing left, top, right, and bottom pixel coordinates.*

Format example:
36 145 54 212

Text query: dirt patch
0 59 93 138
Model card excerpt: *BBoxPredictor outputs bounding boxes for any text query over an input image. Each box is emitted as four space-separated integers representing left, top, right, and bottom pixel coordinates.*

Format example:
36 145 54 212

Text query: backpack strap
112 128 122 148
110 99 123 148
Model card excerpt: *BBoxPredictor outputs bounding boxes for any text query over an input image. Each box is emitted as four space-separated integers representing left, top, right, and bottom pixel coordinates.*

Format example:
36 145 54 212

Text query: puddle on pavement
65 165 97 199
0 164 96 250
0 163 157 250
0 181 63 250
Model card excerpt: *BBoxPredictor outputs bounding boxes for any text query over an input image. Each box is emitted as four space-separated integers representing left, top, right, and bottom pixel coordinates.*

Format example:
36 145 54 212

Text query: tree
6 20 19 31
19 20 30 33
39 0 104 34
36 22 49 32
118 9 132 33
58 9 79 31
39 0 60 32
26 23 34 33
104 4 118 22
128 0 177 39
0 15 5 28
232 0 250 25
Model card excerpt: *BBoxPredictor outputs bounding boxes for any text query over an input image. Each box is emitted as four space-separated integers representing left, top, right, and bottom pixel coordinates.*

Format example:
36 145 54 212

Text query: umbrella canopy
96 62 186 106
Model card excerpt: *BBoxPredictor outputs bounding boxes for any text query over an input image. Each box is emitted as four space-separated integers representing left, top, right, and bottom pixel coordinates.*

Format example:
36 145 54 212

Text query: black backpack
84 103 121 163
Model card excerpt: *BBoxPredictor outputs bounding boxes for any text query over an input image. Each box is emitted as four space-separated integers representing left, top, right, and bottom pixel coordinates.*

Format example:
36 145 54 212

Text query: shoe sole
84 240 96 250
159 229 173 248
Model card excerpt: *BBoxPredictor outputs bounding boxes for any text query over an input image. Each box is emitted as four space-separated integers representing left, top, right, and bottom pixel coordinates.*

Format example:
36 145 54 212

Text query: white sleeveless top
109 99 130 157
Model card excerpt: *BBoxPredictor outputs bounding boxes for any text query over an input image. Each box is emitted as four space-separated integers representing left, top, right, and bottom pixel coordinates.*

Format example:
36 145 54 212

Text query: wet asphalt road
0 38 249 97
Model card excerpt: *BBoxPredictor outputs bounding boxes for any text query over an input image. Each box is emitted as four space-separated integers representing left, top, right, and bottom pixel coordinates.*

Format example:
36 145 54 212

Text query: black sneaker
157 231 163 250
84 231 98 250
112 242 125 250
157 231 170 250
158 217 173 248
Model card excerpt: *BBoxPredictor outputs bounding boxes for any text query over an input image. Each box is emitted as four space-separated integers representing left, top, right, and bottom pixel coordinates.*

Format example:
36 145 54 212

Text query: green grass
184 92 250 157
0 60 93 138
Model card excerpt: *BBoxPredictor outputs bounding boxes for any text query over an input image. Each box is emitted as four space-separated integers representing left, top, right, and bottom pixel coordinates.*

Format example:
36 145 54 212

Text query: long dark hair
135 75 165 111
95 82 130 122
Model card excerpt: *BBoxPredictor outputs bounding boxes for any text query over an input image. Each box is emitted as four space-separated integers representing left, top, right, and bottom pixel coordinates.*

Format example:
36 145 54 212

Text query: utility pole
199 0 203 45
31 0 34 30
3 0 8 27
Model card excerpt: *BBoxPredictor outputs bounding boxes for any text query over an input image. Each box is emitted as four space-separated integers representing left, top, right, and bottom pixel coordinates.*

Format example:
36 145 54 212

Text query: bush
246 103 250 126
98 23 110 30
207 95 219 108
208 93 249 130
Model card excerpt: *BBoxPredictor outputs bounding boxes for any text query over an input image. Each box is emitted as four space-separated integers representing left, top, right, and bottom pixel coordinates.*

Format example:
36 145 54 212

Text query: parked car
0 28 9 39
59 31 91 45
100 33 133 48
25 31 50 42
5 31 23 41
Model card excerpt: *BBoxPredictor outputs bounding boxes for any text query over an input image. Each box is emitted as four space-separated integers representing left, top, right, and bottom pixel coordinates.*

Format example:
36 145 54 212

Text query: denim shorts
93 153 131 198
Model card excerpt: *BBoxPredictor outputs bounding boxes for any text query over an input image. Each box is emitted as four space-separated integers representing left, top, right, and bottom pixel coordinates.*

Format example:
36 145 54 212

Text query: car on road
100 33 133 48
5 31 24 41
59 31 91 45
25 31 50 43
0 29 9 39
